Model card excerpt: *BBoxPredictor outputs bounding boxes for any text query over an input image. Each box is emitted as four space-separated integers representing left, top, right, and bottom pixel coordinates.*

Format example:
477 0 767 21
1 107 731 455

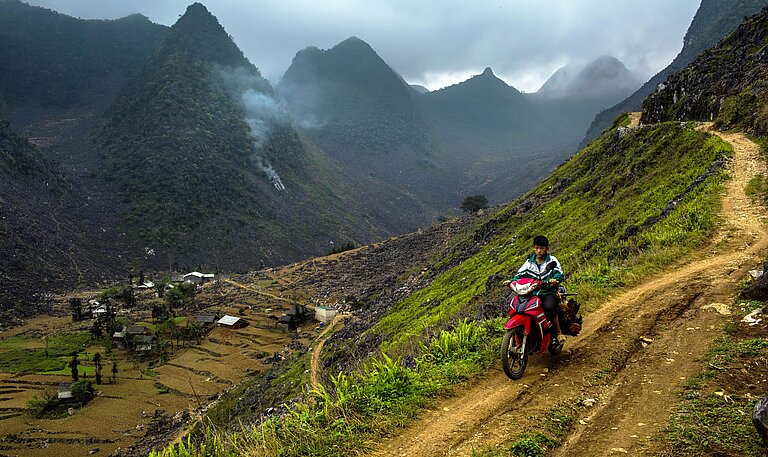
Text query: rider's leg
540 295 564 340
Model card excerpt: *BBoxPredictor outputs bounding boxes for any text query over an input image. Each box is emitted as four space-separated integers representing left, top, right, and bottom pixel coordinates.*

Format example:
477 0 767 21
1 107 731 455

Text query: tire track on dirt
367 123 768 456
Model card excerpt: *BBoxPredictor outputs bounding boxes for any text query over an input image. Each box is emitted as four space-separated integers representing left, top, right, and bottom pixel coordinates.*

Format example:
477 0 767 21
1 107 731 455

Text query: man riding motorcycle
511 235 566 344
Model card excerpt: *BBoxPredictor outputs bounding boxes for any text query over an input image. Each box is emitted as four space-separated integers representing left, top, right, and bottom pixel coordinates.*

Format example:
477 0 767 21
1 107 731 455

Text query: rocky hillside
0 1 173 319
582 0 768 145
642 6 768 136
0 118 126 323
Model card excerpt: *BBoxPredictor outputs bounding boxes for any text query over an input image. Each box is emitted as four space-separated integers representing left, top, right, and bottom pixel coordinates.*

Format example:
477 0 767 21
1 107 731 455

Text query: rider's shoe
557 334 567 344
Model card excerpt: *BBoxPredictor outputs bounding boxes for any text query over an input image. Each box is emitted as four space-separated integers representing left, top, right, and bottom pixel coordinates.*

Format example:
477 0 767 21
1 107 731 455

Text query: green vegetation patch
0 335 40 349
372 122 730 353
655 395 763 456
0 332 90 374
0 349 65 374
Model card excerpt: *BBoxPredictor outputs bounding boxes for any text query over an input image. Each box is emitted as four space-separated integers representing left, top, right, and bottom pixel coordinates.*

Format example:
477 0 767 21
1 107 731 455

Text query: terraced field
0 281 320 457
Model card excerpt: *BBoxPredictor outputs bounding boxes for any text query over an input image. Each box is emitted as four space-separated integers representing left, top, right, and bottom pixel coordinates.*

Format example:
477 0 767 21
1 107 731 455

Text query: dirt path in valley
310 313 349 390
224 276 344 392
222 278 308 307
368 121 768 457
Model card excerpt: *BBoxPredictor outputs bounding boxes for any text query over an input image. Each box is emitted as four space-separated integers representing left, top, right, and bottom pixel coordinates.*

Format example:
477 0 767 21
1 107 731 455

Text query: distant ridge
0 0 168 108
279 36 428 156
538 56 642 99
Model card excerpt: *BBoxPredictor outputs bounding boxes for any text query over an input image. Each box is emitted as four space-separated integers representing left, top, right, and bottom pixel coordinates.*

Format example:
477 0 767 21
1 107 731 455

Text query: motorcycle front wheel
501 326 528 380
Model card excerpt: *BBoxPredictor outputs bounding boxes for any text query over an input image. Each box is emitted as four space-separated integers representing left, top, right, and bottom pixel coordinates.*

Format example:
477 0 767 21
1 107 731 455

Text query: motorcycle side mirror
546 261 557 271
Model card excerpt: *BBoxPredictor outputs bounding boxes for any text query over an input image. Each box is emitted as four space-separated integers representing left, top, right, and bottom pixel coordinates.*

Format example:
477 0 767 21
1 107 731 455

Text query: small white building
217 315 246 329
58 382 73 400
136 281 155 289
315 306 337 323
183 272 215 284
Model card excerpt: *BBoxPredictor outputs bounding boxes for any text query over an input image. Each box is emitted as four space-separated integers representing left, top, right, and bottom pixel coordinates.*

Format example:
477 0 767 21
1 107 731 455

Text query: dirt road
368 122 768 456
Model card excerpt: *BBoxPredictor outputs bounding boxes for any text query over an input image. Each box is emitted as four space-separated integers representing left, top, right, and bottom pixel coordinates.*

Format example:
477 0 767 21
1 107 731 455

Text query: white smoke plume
214 66 288 191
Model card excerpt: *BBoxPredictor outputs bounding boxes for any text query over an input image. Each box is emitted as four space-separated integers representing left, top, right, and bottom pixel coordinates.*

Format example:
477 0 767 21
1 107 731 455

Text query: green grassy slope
370 118 730 353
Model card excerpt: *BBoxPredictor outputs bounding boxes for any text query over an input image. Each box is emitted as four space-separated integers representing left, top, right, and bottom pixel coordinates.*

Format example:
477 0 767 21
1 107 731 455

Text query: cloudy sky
25 0 701 92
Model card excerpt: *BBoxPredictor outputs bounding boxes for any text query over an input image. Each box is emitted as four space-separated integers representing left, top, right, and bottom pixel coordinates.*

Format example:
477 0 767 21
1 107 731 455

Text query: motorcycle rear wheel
501 326 528 380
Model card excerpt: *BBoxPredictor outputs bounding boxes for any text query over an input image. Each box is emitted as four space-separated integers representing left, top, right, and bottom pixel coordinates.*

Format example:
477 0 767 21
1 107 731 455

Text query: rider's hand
549 279 559 284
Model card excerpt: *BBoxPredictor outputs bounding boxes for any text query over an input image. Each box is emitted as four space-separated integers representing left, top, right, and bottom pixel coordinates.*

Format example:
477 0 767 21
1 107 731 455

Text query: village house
57 382 73 400
88 302 108 318
126 325 151 335
112 324 152 348
216 315 246 329
183 271 215 284
315 306 337 323
136 281 155 289
195 314 216 327
133 334 154 352
278 305 309 329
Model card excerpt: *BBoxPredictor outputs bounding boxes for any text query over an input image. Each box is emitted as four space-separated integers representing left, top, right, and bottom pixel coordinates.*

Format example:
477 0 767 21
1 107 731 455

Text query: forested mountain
416 67 575 201
98 4 396 270
642 6 768 136
278 37 457 209
419 67 542 149
582 0 768 145
277 38 647 209
279 37 428 157
0 0 167 110
0 1 170 318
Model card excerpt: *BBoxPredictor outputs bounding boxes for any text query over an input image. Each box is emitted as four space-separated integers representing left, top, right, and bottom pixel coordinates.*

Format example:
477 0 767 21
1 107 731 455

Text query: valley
0 277 321 457
2 1 768 456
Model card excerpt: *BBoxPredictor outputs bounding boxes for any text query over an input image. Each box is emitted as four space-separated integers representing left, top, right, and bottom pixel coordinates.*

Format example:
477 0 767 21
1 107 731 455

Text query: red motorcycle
500 265 577 380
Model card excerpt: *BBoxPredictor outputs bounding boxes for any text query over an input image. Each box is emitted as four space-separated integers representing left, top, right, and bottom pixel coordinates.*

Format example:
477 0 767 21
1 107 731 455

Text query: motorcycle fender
504 314 531 333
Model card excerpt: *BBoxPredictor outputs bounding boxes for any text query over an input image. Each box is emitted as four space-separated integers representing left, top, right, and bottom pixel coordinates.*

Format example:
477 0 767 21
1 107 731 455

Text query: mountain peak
184 2 212 18
580 55 631 79
537 55 641 98
161 2 249 68
173 3 224 35
332 36 376 56
463 67 517 93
